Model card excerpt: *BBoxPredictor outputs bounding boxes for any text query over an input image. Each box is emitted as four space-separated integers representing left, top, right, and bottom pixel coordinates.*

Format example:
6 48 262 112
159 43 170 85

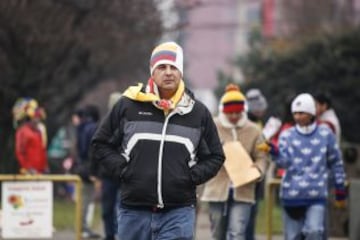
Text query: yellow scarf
123 78 185 114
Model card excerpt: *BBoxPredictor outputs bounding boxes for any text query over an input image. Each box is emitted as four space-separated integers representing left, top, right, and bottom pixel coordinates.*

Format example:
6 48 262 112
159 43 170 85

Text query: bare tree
0 0 162 173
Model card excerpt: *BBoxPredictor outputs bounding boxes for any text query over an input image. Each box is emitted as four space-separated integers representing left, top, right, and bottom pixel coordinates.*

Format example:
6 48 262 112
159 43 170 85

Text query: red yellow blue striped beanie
150 41 183 76
220 84 246 113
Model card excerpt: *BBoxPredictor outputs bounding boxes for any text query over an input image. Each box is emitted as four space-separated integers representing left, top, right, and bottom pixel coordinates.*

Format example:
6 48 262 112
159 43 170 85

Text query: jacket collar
295 122 317 135
218 112 248 129
122 80 194 115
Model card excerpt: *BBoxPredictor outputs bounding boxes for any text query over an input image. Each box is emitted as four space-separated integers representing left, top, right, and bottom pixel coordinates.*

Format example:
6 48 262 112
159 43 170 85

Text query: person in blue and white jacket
271 93 346 240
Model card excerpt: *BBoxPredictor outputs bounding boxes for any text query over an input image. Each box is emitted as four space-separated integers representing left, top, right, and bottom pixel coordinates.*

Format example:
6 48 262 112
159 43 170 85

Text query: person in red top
13 98 48 174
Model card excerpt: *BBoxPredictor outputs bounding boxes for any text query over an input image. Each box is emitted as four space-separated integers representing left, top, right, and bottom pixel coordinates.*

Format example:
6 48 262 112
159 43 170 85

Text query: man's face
224 111 243 125
72 115 81 126
152 64 181 97
293 112 313 126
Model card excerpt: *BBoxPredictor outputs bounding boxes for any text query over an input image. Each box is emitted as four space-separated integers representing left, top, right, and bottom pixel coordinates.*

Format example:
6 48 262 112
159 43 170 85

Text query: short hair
84 105 100 122
314 92 332 108
73 108 86 119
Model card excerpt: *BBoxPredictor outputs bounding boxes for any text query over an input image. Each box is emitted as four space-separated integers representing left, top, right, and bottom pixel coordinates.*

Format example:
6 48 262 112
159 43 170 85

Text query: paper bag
223 141 261 187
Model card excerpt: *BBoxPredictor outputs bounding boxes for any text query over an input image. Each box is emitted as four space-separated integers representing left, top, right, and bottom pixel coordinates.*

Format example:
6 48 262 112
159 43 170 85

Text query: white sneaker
82 230 101 239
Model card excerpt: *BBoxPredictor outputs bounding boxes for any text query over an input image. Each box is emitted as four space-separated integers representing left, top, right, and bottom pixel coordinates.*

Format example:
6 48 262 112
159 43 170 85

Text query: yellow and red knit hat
12 98 38 122
149 41 183 76
220 84 246 113
12 97 46 123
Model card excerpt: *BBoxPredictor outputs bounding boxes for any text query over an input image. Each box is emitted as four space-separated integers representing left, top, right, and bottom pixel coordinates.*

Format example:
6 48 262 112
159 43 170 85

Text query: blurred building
173 0 264 113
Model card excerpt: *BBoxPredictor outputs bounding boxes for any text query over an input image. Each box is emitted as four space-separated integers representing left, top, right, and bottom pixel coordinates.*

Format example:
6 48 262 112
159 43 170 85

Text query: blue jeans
117 205 195 240
208 200 252 240
283 204 325 240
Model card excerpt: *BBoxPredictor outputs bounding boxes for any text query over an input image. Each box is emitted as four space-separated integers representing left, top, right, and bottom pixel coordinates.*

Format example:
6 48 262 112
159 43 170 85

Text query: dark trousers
101 178 119 240
245 181 263 240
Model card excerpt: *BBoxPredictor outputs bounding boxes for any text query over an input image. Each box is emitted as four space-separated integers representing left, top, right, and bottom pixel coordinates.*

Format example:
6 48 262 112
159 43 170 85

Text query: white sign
1 181 53 239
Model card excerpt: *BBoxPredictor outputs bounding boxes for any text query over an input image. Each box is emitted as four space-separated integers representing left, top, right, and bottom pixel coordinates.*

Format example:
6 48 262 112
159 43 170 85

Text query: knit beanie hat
12 97 41 121
12 97 46 127
220 84 246 113
150 41 183 76
246 88 268 113
291 93 316 115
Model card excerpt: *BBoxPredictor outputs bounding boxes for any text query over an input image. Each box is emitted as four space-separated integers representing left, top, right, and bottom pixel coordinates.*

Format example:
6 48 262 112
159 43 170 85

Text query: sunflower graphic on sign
8 194 24 209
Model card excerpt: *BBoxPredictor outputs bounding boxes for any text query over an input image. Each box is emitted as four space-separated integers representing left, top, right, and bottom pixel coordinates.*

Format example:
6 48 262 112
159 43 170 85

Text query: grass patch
256 200 283 234
53 198 101 230
53 199 76 230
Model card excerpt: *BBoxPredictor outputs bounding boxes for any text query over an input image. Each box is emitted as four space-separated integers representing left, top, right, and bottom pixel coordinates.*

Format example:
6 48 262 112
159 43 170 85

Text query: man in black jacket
91 41 225 240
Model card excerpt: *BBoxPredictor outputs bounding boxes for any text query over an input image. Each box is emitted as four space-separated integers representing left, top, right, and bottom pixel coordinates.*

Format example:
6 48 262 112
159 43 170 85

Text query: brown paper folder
223 141 261 187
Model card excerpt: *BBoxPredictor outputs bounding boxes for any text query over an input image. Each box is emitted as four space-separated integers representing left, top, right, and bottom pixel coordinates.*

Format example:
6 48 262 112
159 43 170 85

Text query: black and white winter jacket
91 89 224 208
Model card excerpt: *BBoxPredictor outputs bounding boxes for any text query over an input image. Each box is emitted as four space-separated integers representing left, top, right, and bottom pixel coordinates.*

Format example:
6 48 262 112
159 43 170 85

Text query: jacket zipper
156 110 177 208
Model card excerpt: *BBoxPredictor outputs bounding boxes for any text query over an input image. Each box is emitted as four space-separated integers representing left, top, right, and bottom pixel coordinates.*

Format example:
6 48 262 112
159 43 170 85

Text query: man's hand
90 176 102 200
256 142 278 156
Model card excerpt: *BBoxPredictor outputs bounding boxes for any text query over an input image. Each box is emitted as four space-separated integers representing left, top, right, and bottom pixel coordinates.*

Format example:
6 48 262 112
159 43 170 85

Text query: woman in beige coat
201 84 268 240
